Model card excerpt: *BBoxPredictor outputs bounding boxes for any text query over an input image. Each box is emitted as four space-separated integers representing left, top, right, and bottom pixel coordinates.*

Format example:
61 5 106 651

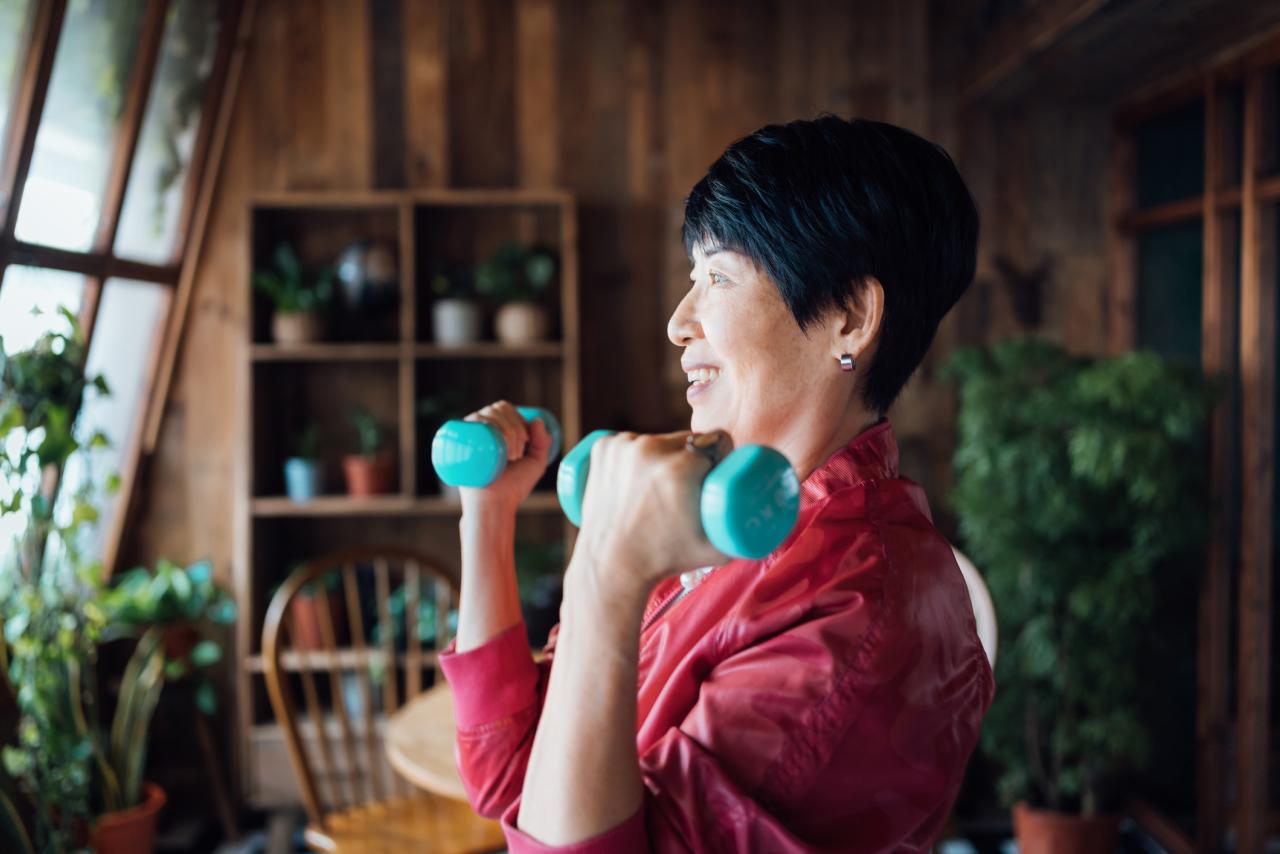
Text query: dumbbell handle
432 406 562 488
556 430 800 560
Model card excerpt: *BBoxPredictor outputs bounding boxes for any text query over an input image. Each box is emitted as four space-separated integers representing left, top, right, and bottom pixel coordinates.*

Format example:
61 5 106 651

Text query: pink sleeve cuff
439 623 541 730
500 800 649 854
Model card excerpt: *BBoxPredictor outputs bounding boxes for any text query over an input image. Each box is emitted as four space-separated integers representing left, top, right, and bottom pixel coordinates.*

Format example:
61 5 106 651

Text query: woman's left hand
569 430 734 602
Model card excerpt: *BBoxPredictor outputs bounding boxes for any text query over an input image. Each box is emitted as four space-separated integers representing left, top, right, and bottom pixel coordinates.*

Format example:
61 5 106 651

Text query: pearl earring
839 354 855 372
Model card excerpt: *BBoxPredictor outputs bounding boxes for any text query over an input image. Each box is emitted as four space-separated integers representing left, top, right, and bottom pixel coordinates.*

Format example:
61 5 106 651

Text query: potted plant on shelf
942 338 1219 854
0 314 234 854
271 566 346 652
284 424 323 502
343 407 395 497
254 243 335 347
428 262 483 348
474 241 557 346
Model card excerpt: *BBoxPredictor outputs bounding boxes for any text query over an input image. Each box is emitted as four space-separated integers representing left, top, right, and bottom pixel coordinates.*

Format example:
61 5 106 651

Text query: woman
441 115 993 852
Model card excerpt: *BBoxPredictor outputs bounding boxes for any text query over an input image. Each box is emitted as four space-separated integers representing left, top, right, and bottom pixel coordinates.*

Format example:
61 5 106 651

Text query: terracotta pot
495 301 549 345
343 452 396 496
1012 801 1120 854
271 310 325 346
92 781 166 854
162 623 199 662
288 589 346 651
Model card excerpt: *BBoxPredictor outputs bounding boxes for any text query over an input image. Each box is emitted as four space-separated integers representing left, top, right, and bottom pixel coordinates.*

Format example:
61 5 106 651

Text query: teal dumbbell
432 406 563 488
556 430 800 560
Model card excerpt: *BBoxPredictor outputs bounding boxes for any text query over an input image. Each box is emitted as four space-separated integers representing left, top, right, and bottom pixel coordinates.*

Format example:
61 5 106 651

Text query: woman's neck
772 406 883 483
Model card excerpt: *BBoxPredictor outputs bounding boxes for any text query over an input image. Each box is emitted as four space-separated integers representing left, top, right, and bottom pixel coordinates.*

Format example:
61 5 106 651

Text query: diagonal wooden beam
0 0 66 283
106 0 256 580
956 0 1110 105
171 0 244 264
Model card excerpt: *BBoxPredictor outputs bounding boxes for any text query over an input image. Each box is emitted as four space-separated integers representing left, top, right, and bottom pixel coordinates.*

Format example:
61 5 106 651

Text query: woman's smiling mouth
686 366 721 400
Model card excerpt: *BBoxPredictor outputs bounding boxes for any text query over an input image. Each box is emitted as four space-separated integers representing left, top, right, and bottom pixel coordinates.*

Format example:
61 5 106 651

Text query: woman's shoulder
744 474 975 646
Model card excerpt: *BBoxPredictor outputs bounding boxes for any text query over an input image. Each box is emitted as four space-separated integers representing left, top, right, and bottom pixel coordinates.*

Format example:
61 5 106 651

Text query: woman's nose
667 289 702 346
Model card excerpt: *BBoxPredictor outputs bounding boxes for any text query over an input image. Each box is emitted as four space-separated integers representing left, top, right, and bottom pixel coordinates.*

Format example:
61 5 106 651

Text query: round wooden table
385 682 468 801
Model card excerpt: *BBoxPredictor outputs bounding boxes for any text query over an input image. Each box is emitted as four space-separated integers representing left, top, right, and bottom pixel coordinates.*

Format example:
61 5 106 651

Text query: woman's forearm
517 557 648 845
455 503 524 652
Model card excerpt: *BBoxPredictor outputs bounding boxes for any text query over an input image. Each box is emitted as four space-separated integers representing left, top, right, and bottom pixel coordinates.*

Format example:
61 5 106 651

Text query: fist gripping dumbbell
556 430 801 560
431 406 563 487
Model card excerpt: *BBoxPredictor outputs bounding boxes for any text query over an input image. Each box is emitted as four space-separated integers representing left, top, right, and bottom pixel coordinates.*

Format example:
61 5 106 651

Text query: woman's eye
709 271 729 286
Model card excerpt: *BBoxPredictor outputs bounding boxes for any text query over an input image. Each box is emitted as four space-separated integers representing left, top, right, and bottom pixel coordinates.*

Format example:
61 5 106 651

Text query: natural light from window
14 0 146 250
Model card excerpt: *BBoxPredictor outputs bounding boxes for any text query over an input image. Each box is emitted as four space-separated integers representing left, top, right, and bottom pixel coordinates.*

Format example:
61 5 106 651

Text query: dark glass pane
0 0 36 205
1136 220 1202 366
1136 100 1205 209
1262 67 1280 179
14 0 147 250
115 0 222 263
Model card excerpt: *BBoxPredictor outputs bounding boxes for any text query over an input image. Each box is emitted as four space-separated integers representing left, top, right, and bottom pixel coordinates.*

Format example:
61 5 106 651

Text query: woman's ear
833 276 884 358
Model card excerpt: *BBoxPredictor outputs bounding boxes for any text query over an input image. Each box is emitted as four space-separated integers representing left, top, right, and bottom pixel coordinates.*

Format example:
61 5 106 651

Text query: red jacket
440 419 994 852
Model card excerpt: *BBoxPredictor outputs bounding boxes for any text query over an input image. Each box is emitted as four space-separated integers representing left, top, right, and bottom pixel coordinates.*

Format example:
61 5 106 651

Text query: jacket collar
799 417 899 503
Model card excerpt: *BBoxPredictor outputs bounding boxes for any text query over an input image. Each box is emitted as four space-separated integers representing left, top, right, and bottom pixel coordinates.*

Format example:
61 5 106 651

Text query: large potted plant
0 315 234 853
942 338 1218 854
474 241 557 345
254 243 335 346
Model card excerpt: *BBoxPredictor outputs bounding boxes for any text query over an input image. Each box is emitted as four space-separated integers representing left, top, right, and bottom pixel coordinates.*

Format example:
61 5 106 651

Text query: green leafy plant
941 338 1219 817
253 244 335 314
428 262 474 301
348 407 384 457
0 312 233 851
473 242 557 304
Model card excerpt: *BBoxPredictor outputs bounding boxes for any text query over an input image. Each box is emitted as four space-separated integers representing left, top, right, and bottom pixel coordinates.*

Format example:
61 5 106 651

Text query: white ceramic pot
432 299 482 347
495 302 549 345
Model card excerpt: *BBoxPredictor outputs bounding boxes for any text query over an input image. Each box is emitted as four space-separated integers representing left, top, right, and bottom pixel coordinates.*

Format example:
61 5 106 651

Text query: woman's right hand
457 400 554 513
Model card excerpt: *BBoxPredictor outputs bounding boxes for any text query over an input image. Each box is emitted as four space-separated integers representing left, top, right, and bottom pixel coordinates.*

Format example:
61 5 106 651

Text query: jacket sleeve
437 622 558 818
495 591 991 852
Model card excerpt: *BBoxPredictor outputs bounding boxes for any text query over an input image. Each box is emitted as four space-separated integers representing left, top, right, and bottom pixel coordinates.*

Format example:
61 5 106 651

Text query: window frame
0 0 246 572
1110 34 1280 854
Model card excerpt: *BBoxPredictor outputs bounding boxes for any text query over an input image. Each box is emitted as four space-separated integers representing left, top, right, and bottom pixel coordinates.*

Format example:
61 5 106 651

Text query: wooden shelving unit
235 189 578 806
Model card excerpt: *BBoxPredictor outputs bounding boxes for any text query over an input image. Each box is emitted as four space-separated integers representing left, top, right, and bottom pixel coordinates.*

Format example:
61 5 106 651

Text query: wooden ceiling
940 0 1280 106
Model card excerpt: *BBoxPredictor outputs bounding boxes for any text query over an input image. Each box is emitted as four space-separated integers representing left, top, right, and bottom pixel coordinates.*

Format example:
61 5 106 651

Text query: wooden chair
261 546 505 853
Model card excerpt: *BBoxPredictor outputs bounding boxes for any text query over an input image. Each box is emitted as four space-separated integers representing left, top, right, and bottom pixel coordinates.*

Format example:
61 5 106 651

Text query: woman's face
668 243 838 447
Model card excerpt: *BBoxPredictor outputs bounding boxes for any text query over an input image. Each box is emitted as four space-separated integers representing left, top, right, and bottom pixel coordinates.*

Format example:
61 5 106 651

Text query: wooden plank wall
122 0 937 574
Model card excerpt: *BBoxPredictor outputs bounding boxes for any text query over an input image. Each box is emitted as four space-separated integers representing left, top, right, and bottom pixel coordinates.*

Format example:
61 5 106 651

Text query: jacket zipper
640 584 687 634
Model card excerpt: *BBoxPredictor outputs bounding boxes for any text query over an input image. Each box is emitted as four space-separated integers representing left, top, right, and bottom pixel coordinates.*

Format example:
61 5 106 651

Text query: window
0 0 240 572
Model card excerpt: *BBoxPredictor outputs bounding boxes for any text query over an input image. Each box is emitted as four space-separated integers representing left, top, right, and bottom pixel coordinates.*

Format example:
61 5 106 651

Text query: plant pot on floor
495 301 549 345
272 311 325 347
343 453 396 496
1012 802 1120 854
284 457 322 501
92 782 167 854
432 299 482 347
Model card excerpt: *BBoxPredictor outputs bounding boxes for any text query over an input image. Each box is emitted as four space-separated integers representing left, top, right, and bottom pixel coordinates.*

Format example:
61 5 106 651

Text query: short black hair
682 114 979 415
